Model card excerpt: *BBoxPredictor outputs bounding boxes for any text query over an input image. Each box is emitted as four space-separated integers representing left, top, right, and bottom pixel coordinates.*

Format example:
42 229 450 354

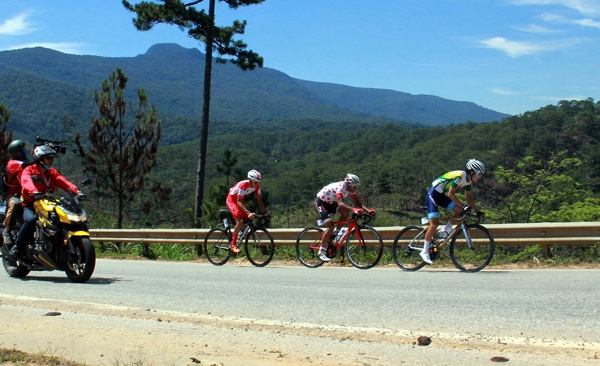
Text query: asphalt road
0 259 598 365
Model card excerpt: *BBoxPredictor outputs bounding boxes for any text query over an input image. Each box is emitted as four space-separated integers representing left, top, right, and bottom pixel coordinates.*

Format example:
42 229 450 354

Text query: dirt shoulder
1 292 598 366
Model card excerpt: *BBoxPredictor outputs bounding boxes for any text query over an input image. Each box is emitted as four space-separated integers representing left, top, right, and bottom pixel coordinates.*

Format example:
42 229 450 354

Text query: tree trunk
194 0 216 228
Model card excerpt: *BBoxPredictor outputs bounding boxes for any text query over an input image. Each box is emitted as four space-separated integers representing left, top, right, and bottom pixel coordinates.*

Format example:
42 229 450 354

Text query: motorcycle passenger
8 145 81 259
2 140 29 244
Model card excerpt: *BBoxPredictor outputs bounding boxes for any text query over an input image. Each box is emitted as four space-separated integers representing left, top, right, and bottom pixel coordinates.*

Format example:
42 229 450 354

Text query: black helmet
8 140 28 160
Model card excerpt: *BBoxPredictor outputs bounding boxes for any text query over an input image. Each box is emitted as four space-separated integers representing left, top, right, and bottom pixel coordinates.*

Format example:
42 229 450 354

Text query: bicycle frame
315 213 372 251
392 210 495 272
204 211 275 267
418 213 474 251
296 212 383 269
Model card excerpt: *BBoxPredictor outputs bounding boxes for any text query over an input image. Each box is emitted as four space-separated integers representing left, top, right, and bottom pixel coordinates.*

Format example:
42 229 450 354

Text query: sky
1 0 600 116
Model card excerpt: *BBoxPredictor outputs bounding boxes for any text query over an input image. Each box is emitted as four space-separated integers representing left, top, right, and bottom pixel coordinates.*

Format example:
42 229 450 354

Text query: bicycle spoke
244 227 275 267
203 227 231 266
450 224 495 272
295 226 325 268
346 226 383 269
392 225 428 271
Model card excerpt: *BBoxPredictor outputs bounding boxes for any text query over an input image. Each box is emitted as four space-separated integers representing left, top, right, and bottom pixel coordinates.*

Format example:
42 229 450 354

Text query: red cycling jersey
226 180 262 221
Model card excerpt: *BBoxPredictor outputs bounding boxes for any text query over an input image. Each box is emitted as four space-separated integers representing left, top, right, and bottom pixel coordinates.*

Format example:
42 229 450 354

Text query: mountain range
0 43 509 144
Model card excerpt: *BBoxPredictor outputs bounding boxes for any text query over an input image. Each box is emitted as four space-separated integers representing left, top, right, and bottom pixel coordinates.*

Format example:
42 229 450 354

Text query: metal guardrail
89 222 600 246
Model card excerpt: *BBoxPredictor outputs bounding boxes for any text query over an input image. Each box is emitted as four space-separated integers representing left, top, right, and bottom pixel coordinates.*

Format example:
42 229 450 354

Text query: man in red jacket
8 145 80 259
2 140 29 244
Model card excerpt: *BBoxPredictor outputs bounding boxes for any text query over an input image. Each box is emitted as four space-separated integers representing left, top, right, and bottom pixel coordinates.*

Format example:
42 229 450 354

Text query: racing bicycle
392 209 495 272
204 210 275 267
295 212 383 269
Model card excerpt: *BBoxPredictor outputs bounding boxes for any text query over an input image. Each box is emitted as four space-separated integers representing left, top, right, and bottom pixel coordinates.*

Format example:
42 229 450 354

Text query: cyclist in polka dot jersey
314 174 375 261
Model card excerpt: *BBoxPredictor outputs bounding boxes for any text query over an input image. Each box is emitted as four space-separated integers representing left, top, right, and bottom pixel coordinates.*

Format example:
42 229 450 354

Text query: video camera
35 136 67 155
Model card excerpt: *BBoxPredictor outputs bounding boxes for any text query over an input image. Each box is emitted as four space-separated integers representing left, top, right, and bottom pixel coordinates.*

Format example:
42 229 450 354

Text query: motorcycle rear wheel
1 243 30 278
65 237 96 283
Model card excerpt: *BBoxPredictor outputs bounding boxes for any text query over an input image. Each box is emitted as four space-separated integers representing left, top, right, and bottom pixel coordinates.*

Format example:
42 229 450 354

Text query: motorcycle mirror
80 178 92 187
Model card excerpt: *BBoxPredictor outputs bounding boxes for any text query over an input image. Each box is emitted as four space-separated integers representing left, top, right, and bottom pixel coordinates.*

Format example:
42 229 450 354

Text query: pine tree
76 69 162 228
123 0 264 227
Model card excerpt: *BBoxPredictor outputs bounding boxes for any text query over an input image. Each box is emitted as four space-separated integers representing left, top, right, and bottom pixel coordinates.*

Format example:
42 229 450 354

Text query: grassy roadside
0 347 80 366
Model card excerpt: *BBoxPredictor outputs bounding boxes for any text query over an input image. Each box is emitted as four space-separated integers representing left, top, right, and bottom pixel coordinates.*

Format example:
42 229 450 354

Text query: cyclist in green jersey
421 159 486 264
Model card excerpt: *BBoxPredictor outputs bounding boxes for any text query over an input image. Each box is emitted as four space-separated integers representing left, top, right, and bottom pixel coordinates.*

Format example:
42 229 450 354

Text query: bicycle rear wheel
295 226 325 268
244 227 275 267
203 227 232 266
450 224 495 272
392 225 428 271
345 225 383 269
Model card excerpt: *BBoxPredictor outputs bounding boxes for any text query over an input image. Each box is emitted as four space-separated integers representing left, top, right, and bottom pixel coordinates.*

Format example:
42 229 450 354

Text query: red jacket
4 159 24 197
20 163 78 206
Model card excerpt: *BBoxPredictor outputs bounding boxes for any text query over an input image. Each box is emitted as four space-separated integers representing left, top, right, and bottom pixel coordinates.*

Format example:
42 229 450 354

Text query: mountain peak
144 43 203 57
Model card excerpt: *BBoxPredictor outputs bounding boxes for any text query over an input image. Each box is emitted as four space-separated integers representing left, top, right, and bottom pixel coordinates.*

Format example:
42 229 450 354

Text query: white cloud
479 36 583 57
0 13 36 35
479 37 546 57
541 12 600 27
510 0 600 17
512 24 562 33
492 88 522 95
572 17 600 27
7 42 87 55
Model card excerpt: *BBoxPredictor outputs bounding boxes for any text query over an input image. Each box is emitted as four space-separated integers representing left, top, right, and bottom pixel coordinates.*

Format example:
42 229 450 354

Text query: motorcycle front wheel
65 237 96 283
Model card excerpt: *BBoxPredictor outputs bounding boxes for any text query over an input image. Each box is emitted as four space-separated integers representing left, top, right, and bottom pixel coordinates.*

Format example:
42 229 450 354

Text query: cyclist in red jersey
314 174 375 261
225 169 268 254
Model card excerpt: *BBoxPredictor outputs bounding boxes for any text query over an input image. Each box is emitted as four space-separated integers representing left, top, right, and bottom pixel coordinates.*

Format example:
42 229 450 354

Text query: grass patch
0 347 80 366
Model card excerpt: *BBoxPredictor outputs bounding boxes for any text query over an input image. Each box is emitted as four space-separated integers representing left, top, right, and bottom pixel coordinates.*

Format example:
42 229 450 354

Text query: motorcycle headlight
62 208 88 223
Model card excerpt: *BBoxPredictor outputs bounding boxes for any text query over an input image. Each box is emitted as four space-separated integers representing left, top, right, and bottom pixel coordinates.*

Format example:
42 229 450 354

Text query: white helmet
466 159 485 175
345 173 360 187
33 145 57 162
247 169 261 182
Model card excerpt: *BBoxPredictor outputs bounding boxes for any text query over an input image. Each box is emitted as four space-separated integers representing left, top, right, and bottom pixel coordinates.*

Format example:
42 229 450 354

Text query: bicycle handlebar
351 211 376 225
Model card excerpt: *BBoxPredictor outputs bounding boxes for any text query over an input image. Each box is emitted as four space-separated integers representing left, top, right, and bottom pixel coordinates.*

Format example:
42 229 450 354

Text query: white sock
422 240 430 254
443 221 452 233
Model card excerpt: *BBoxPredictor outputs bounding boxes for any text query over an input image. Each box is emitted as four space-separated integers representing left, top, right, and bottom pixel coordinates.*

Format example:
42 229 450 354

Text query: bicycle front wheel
203 227 231 266
244 227 275 267
345 225 383 269
450 224 495 272
295 226 325 268
392 225 427 271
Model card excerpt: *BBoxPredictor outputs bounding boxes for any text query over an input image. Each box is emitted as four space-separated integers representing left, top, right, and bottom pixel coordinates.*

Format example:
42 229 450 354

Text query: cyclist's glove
353 208 362 216
77 193 88 201
476 210 486 219
462 205 472 214
31 192 44 200
368 209 376 217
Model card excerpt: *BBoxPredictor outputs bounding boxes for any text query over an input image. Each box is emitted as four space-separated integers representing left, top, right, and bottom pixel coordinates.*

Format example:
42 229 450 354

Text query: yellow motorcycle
1 178 95 283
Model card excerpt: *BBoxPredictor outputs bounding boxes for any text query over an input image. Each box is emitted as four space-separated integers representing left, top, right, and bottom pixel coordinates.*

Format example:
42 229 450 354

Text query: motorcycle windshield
59 193 83 215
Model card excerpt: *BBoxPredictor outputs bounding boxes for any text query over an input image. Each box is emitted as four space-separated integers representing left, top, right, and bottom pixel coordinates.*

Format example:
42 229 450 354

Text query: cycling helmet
466 159 485 175
345 173 360 187
7 140 28 160
247 169 261 182
33 145 57 162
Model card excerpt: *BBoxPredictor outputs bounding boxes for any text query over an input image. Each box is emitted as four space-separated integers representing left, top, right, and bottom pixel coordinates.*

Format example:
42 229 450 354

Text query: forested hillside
0 44 508 145
126 98 598 229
